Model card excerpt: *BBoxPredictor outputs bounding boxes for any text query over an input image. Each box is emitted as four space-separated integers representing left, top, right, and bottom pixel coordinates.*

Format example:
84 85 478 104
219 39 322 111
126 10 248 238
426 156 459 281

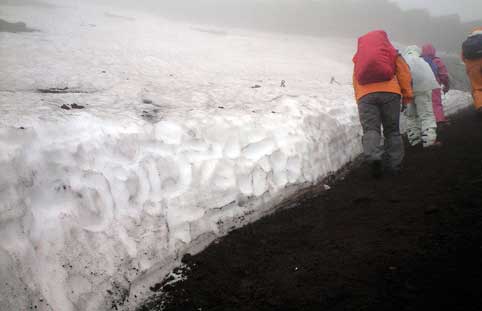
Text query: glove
401 103 408 112
402 97 413 105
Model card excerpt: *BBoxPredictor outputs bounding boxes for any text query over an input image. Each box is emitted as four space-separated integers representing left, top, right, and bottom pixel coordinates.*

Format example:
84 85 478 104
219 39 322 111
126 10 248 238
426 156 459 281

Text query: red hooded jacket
421 44 450 91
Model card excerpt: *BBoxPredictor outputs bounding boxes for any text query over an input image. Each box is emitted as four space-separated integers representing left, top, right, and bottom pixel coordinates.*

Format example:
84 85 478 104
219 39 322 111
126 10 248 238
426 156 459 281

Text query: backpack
422 56 439 78
462 34 482 60
353 30 398 85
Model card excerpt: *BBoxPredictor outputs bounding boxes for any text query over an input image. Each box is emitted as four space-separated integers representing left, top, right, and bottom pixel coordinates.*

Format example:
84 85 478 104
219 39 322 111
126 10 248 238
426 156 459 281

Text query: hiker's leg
416 91 438 147
358 94 383 163
405 100 422 146
380 93 404 172
432 88 446 123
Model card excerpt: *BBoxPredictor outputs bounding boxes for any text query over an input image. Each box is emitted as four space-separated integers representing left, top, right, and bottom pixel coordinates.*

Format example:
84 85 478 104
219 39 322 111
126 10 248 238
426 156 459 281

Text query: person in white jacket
403 45 440 147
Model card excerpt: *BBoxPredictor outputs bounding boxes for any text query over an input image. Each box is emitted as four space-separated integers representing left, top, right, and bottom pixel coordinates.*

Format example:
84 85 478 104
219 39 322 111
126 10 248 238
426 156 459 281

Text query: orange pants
465 58 482 110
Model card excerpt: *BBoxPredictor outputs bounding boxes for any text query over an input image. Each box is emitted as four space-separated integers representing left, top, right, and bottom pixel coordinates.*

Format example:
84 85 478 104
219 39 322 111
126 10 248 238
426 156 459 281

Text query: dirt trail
142 108 482 311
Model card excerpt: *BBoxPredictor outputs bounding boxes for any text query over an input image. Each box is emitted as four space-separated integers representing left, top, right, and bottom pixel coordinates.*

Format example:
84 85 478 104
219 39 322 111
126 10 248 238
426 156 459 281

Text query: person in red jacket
421 44 450 124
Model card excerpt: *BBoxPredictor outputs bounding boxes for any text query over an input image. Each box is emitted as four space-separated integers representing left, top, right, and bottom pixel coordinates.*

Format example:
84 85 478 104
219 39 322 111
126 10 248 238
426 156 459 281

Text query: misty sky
18 0 478 22
393 0 481 21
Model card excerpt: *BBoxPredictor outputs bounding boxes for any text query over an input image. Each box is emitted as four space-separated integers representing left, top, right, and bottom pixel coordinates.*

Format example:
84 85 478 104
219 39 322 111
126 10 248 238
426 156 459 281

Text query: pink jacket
421 44 450 91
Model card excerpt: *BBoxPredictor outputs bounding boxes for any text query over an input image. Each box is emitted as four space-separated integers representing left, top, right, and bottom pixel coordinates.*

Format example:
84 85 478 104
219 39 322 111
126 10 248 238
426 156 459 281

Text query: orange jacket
463 58 482 109
462 27 482 109
353 55 413 103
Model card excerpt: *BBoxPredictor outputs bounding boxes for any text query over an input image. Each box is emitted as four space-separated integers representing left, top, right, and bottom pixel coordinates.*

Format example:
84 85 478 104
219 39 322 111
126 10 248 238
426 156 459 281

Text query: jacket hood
469 27 482 37
421 44 436 58
404 45 421 57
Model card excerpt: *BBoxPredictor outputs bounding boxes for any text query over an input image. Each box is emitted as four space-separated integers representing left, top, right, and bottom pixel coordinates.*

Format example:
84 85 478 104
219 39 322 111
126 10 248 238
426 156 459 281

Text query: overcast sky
8 0 478 22
25 0 477 21
392 0 481 21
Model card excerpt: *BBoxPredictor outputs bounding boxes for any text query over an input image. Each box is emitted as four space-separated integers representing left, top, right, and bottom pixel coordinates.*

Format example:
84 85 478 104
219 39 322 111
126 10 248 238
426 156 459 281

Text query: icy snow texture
0 3 473 311
441 90 474 116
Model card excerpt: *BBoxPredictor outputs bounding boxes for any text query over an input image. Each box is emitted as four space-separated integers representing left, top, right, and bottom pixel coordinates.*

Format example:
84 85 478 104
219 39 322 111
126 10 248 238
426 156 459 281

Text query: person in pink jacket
421 44 450 124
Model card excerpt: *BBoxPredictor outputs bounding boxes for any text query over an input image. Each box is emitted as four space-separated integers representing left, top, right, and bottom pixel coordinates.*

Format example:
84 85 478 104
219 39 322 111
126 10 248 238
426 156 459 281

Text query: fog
4 0 481 52
84 0 480 52
393 0 482 22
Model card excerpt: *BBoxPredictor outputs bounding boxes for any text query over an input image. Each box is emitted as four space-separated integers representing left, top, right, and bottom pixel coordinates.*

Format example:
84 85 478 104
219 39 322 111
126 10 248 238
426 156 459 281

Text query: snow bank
0 4 360 311
400 90 474 132
0 92 362 311
0 3 474 311
442 90 474 115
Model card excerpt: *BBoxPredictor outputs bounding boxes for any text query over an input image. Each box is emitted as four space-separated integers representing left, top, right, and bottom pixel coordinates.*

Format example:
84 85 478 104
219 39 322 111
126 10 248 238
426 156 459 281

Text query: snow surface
441 90 473 116
0 3 474 311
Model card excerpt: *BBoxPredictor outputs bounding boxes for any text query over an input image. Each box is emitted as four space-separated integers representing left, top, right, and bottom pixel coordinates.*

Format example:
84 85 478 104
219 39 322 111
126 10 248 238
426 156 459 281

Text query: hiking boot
408 142 423 151
371 160 383 179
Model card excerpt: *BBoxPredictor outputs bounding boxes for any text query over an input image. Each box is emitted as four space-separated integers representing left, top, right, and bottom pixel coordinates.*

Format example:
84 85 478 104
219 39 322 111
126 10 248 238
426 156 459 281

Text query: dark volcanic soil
142 108 482 311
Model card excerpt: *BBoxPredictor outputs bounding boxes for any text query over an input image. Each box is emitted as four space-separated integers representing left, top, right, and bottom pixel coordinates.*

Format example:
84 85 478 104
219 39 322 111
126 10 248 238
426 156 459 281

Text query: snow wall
0 3 474 311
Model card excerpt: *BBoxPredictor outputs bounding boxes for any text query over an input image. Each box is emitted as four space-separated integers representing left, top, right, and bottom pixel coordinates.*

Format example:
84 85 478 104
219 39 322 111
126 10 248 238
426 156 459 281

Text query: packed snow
0 3 474 311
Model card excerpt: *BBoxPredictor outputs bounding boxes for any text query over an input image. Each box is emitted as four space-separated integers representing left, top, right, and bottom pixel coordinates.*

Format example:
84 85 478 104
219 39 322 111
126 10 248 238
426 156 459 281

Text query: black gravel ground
141 107 482 311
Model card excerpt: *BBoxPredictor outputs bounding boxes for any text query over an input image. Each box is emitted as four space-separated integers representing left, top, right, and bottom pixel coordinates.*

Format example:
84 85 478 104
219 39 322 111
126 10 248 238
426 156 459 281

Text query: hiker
353 30 413 177
462 27 482 114
402 46 440 148
421 44 450 124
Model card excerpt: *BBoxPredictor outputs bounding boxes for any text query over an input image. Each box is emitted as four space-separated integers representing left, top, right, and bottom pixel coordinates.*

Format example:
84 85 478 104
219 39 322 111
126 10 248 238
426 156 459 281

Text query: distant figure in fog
402 46 440 148
462 27 482 114
421 44 450 124
353 30 413 178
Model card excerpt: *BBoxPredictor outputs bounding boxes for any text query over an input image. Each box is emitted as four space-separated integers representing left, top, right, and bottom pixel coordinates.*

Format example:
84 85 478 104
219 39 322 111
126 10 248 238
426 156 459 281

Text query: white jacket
403 45 440 92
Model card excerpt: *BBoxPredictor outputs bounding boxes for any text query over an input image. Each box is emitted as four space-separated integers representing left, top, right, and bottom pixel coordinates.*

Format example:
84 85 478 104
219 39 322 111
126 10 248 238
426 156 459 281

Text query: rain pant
405 91 437 147
463 28 482 111
431 89 445 122
422 44 450 122
403 46 439 147
358 92 404 172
